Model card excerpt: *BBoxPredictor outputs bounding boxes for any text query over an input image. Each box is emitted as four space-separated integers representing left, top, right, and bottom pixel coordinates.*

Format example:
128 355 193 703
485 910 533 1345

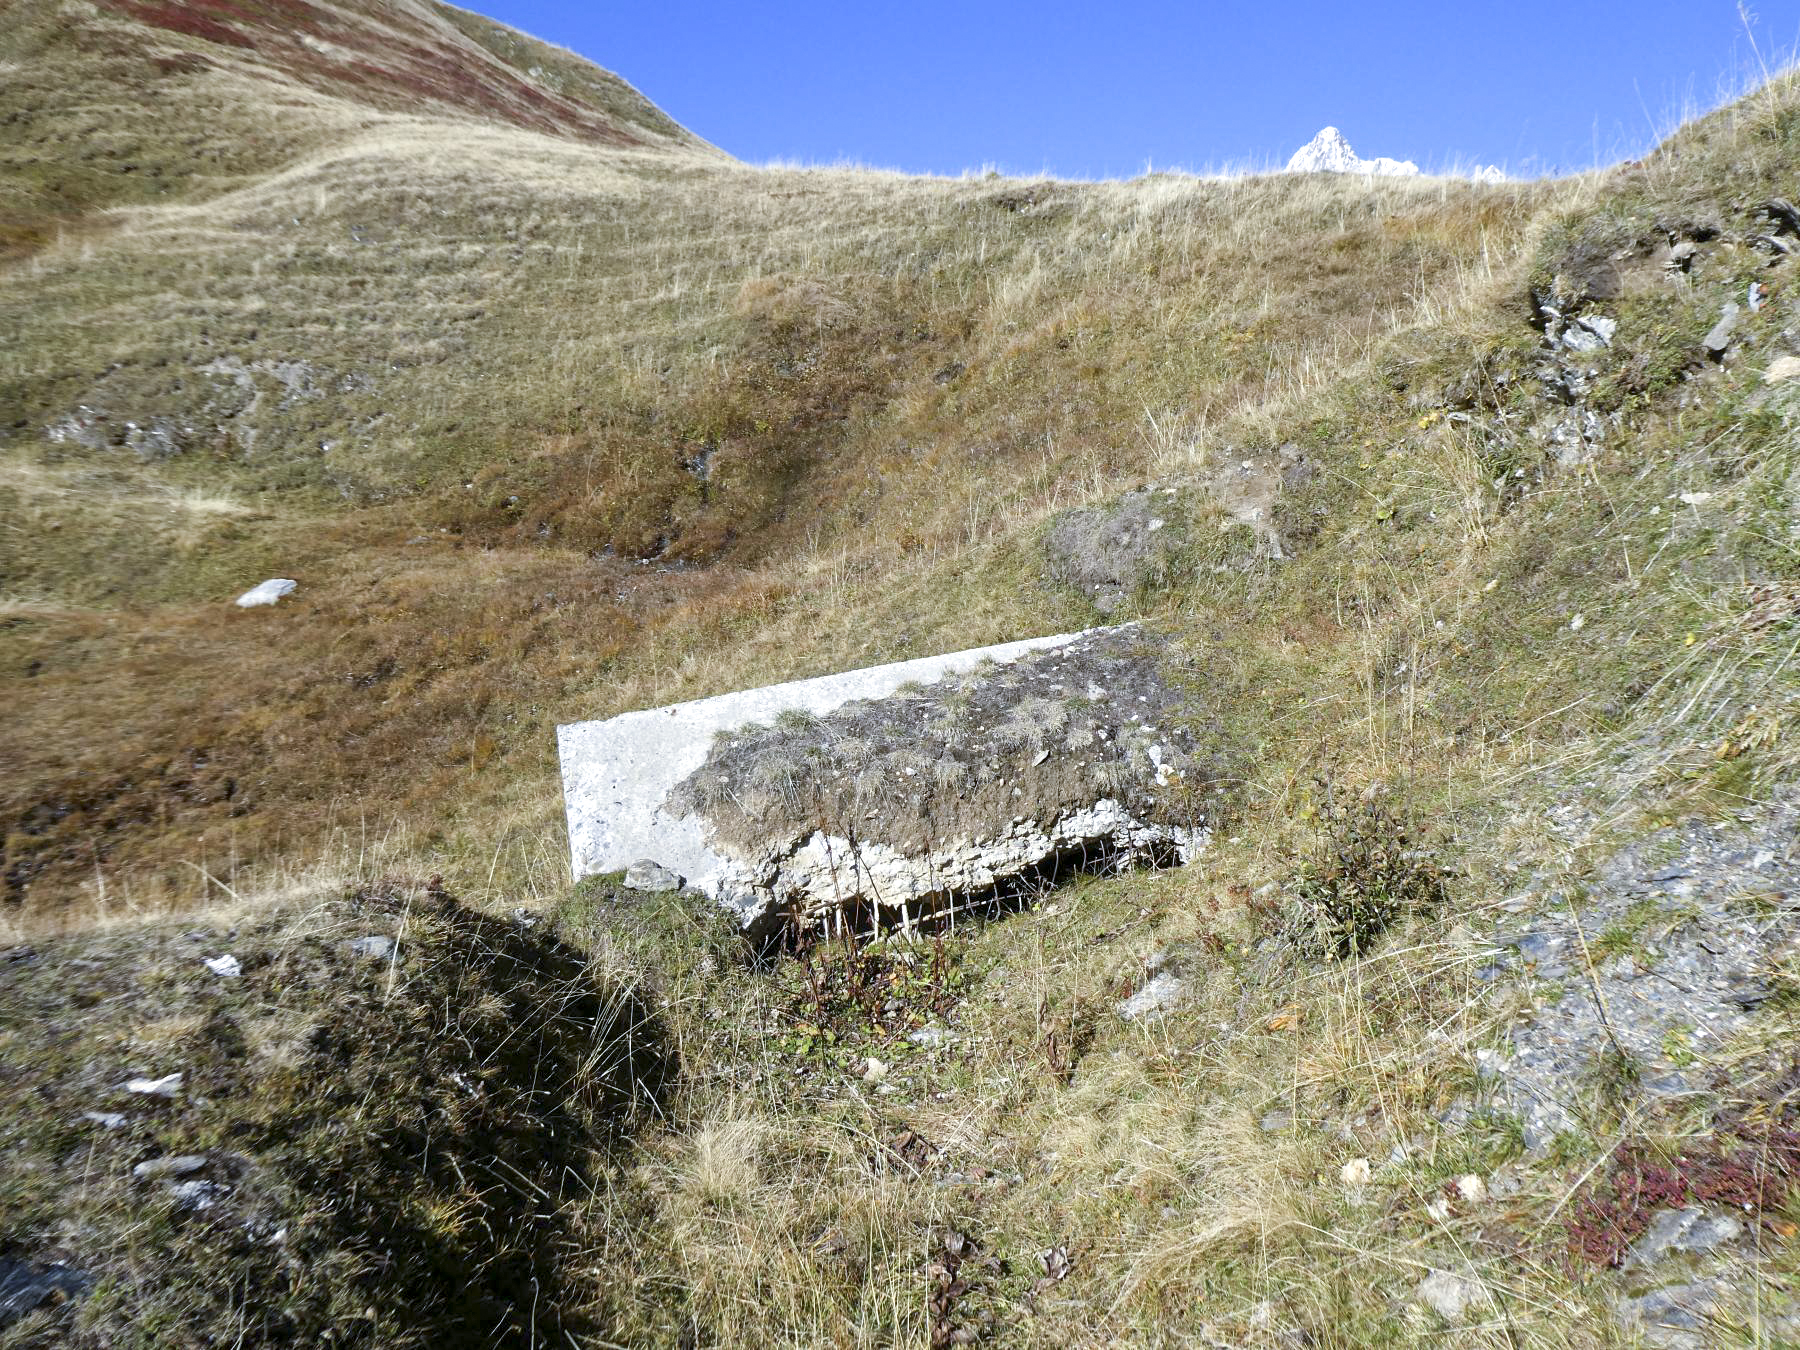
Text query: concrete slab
556 631 1099 894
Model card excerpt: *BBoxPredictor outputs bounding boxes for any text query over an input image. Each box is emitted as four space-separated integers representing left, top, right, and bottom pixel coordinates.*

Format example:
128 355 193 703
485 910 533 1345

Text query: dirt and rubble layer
0 880 668 1347
669 628 1220 909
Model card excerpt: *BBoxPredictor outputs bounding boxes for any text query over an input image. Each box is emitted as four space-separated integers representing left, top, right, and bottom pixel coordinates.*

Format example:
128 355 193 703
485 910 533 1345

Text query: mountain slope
0 0 1582 909
0 0 711 262
4 8 1800 1345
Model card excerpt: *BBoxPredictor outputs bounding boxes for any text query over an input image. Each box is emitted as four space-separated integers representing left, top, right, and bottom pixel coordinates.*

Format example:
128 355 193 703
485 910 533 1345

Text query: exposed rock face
1559 313 1617 353
1615 1281 1723 1350
43 357 338 465
1198 443 1316 560
1044 451 1317 612
1044 487 1194 613
667 628 1215 935
1474 793 1800 1154
1625 1208 1744 1268
0 1258 91 1330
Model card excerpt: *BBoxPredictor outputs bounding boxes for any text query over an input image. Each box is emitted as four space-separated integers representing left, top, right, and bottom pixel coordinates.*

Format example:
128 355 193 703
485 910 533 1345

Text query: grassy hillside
0 0 704 244
1 0 1593 911
5 2 1800 1343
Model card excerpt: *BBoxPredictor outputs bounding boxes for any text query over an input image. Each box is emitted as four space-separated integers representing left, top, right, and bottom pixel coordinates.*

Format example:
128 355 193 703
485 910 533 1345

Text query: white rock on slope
234 578 296 608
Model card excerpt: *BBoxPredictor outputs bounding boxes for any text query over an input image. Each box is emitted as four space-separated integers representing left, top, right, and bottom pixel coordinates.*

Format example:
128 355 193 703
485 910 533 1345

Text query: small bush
1285 785 1449 959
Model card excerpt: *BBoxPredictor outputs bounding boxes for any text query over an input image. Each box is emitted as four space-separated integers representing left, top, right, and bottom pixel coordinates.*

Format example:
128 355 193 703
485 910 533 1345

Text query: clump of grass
1283 783 1450 959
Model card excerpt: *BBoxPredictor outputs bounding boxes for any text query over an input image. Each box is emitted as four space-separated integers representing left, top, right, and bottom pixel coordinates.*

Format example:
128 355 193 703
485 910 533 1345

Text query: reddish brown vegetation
151 51 214 74
1567 1123 1800 1266
0 531 805 910
100 0 643 147
109 0 257 49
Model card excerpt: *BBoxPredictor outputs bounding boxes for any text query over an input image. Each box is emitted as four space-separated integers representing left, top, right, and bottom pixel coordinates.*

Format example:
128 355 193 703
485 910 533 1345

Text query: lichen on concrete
668 626 1217 932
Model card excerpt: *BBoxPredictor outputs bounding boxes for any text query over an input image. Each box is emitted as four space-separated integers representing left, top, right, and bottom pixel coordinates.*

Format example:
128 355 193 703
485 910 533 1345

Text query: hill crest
102 0 705 149
0 0 716 262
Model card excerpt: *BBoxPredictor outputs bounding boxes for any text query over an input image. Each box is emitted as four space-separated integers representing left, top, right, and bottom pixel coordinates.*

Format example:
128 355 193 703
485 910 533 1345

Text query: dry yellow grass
1 64 1586 909
7 3 1800 1343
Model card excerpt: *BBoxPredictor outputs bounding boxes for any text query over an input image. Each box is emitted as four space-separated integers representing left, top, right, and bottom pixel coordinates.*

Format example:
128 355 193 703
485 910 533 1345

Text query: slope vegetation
0 0 704 255
3 0 1577 910
4 5 1800 1345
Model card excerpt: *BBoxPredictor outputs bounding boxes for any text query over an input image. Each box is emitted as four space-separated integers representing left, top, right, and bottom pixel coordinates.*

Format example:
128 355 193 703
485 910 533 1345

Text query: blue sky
468 2 1799 178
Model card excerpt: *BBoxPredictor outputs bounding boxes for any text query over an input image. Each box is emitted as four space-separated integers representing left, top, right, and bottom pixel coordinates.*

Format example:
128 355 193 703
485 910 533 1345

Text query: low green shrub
1285 784 1449 959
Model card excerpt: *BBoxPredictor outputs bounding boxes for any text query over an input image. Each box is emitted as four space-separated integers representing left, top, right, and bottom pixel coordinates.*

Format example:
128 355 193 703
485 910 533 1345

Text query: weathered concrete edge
556 628 1131 895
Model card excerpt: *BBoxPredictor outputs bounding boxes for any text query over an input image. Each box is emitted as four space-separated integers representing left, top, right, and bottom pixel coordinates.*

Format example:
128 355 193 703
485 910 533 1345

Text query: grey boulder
1415 1268 1490 1323
624 859 684 893
1702 302 1740 358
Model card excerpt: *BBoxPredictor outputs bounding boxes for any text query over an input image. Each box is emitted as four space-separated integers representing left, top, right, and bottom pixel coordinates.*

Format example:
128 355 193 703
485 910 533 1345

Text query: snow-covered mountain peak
1284 126 1506 183
1286 126 1419 177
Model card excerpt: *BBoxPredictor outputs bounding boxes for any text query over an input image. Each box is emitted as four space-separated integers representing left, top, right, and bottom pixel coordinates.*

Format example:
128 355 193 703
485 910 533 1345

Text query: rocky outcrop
39 356 373 474
666 627 1216 935
1473 793 1800 1153
1196 443 1317 560
1044 449 1317 612
1044 487 1195 613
